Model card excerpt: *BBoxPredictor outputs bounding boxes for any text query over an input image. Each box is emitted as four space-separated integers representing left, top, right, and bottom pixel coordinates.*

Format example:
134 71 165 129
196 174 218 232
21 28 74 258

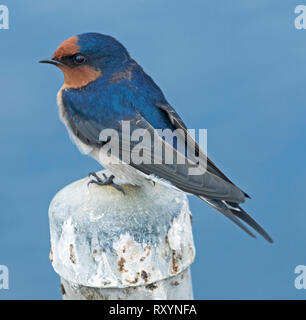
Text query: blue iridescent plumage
62 61 174 132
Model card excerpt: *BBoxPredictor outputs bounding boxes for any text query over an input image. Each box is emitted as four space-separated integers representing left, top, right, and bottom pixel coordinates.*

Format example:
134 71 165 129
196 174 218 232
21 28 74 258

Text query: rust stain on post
118 257 126 272
146 283 158 291
60 283 66 295
49 248 53 262
141 270 149 282
69 244 76 264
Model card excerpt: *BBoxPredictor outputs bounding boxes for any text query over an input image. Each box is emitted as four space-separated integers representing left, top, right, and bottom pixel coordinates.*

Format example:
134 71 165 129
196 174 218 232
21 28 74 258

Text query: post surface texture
48 170 195 300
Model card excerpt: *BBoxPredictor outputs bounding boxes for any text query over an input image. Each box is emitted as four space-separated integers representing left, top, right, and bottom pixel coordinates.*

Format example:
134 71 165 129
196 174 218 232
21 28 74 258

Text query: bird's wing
155 103 250 198
65 108 246 202
124 116 246 202
156 103 250 196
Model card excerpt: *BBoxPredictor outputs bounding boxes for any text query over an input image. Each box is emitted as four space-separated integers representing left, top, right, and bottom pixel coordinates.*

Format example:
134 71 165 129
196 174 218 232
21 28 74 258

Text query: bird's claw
88 172 106 183
146 178 156 187
88 172 125 195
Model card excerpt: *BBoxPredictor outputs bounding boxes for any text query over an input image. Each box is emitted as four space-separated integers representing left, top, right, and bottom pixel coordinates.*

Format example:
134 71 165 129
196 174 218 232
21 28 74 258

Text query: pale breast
57 88 94 156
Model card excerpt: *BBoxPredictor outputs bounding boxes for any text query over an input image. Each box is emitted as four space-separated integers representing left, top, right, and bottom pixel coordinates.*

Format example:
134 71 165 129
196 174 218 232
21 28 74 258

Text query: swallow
40 33 273 242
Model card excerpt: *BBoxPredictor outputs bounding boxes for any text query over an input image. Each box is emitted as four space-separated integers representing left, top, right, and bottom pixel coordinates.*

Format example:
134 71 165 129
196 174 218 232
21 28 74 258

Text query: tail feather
199 197 256 239
229 205 273 243
199 196 273 243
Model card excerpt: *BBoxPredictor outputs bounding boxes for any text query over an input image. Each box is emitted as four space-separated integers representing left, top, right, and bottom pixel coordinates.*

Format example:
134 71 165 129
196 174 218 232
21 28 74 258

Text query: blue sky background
0 0 305 299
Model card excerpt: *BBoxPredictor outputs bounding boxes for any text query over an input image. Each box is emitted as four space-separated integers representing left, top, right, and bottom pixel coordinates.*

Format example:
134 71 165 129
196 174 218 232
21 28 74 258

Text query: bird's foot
88 172 125 195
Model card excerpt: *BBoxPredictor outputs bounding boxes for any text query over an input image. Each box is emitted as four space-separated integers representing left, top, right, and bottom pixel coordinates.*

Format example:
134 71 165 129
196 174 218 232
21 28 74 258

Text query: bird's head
40 33 130 89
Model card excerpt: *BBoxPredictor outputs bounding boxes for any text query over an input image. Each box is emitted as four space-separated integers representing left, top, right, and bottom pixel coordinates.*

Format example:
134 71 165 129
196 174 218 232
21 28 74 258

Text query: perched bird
40 32 273 242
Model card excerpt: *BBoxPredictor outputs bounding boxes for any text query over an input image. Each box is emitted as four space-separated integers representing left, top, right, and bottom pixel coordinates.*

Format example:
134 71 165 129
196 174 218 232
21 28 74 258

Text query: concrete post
48 170 195 300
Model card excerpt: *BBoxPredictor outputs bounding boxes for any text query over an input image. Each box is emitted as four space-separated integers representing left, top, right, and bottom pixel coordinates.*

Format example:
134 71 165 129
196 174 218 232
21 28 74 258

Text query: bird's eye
73 54 86 65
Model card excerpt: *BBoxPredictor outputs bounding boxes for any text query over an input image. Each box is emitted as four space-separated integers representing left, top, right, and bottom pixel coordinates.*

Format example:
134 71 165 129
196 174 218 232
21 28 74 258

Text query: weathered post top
48 170 195 299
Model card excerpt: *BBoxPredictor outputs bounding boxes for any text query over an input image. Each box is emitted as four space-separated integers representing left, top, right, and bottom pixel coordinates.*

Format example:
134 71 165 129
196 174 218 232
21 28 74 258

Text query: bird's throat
61 65 102 89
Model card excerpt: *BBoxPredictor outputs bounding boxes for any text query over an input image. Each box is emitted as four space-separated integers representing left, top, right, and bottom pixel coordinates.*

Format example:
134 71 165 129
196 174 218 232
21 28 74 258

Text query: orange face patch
53 36 80 60
53 36 101 88
60 65 101 89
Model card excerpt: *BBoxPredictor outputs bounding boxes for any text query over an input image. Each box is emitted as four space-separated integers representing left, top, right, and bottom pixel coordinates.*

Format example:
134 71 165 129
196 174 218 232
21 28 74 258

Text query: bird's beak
39 57 65 67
